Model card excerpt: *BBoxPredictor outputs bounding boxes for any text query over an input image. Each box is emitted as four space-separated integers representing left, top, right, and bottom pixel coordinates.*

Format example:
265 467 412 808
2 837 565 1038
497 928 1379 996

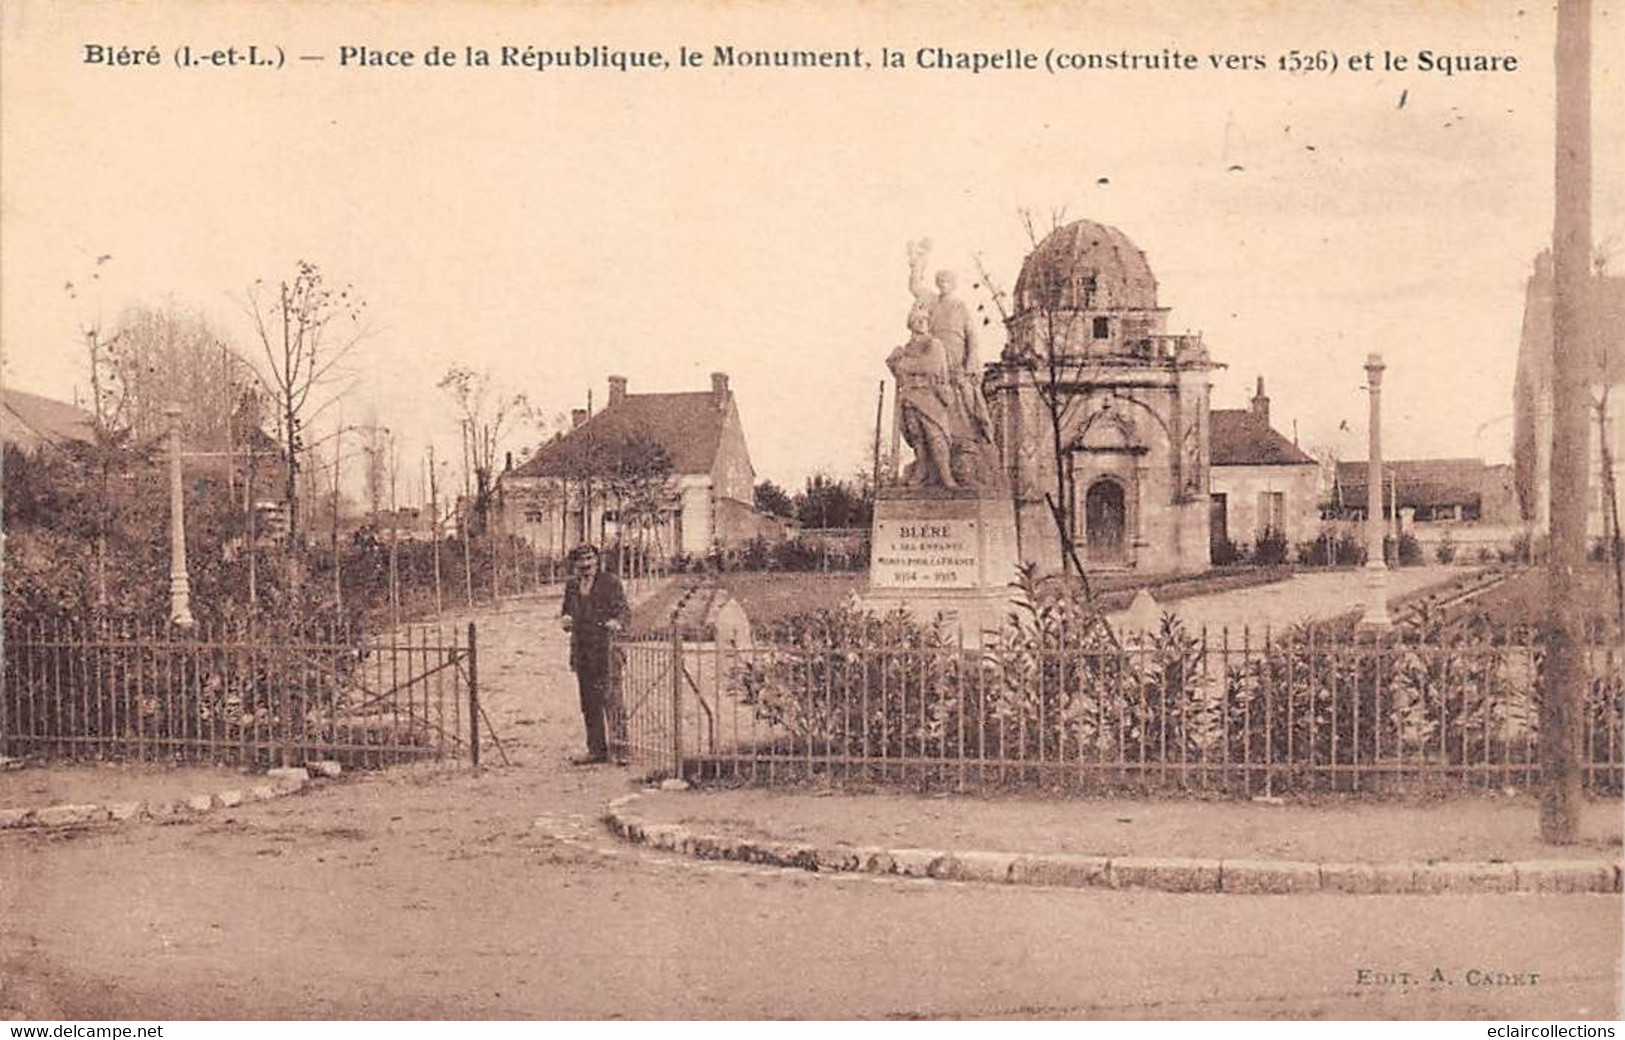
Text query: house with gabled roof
498 372 784 561
1329 457 1518 528
1 387 94 453
1207 377 1320 553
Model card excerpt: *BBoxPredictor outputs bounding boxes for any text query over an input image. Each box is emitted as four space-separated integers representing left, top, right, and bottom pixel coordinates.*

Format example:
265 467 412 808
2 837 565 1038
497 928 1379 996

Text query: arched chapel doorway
1084 479 1126 563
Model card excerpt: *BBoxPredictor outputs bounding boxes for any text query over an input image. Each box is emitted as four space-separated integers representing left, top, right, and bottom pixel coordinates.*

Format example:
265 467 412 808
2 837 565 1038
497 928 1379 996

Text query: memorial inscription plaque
870 518 980 589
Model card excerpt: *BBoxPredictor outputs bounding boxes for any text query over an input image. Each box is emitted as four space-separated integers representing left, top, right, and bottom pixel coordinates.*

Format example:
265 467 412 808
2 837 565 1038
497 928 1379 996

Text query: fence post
467 621 480 769
277 626 293 768
670 623 684 780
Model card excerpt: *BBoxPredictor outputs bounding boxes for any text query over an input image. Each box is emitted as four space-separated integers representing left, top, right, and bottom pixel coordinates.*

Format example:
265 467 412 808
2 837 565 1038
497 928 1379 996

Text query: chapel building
983 219 1220 575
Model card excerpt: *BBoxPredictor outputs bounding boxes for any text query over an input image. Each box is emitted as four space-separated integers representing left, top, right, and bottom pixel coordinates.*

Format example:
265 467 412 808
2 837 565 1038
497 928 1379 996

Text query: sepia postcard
1 0 1622 1027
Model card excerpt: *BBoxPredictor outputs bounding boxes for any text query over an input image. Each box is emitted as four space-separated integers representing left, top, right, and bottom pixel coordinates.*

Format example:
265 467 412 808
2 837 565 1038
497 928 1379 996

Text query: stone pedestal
857 489 1022 643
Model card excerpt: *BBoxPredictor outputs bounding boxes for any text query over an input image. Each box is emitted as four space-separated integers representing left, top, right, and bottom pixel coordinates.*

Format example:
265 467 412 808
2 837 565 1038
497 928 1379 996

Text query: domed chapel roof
1013 219 1159 313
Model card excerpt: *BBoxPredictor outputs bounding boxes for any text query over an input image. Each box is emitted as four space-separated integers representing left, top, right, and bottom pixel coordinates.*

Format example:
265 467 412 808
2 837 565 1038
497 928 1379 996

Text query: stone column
166 405 195 629
1361 354 1391 629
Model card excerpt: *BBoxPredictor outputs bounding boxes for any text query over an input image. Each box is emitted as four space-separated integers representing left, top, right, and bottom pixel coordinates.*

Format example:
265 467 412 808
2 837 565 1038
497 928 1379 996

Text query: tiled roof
1 388 94 452
1210 409 1316 467
1334 458 1487 509
511 392 727 478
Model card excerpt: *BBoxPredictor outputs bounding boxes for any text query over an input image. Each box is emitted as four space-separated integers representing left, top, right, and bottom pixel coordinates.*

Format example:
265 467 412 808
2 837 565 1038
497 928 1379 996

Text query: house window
1257 491 1285 536
1092 316 1110 339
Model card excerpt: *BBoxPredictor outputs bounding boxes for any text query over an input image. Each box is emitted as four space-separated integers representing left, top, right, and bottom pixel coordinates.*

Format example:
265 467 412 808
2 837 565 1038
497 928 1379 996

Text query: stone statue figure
888 307 959 489
892 239 1002 492
889 307 1004 492
908 239 995 445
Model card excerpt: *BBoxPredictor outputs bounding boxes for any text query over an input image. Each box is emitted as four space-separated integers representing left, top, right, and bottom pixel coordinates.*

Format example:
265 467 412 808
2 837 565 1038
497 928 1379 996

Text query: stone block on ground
814 845 862 872
184 794 215 813
0 808 34 829
1122 589 1164 635
1111 856 1222 893
1512 861 1616 894
249 785 278 801
888 848 947 878
216 790 244 808
309 761 343 779
1008 854 1110 888
106 802 143 822
267 767 309 791
1318 862 1416 894
143 800 178 822
929 850 1016 883
640 823 682 849
35 804 107 827
1220 859 1322 894
1412 861 1516 894
766 842 818 869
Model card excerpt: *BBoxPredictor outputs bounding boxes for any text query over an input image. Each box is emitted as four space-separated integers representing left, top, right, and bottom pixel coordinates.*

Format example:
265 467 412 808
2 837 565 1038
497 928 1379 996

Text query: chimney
607 375 627 408
710 372 729 409
504 450 513 473
571 408 587 429
1250 376 1270 427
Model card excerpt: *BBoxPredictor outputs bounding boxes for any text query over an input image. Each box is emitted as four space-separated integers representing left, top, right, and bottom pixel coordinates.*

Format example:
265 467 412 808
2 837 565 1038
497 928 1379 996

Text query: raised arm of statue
907 238 933 304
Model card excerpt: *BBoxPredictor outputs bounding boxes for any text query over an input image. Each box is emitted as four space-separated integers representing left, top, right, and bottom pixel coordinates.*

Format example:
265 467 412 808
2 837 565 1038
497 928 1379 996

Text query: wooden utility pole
1542 0 1591 844
872 380 885 494
331 423 344 615
429 444 444 615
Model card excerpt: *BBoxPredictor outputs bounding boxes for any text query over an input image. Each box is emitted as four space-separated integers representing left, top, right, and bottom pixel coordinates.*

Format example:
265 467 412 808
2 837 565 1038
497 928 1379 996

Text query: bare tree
601 431 673 571
109 306 256 453
359 406 389 528
63 256 135 608
437 365 532 536
979 210 1102 583
244 261 367 544
1595 388 1625 637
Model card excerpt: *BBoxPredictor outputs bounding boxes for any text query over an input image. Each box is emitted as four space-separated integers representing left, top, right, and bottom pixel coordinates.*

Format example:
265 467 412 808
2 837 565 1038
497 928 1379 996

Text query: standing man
560 543 630 765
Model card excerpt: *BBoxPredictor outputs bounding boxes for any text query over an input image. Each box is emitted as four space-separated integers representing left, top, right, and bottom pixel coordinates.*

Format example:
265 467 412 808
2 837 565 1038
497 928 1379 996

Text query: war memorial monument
865 221 1221 638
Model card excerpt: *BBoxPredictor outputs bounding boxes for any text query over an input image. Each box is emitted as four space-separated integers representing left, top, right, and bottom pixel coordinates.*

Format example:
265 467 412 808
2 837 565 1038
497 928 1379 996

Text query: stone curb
0 761 342 833
600 794 1623 897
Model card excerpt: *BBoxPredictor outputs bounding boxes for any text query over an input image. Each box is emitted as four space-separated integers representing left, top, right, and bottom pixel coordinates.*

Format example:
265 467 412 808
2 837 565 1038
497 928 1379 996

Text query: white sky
3 1 1623 500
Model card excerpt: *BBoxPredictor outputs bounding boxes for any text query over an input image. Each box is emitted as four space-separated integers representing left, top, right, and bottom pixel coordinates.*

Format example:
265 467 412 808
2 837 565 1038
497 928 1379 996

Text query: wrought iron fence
1 620 483 769
613 626 1624 795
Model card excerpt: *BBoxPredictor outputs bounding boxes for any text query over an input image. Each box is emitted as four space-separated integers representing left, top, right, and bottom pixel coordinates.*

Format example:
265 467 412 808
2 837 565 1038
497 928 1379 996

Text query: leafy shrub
1298 529 1366 567
1253 527 1290 566
770 537 822 572
1435 532 1457 564
1502 531 1546 564
1211 537 1244 566
727 566 1206 768
717 572 1622 793
738 536 774 571
1397 532 1423 566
